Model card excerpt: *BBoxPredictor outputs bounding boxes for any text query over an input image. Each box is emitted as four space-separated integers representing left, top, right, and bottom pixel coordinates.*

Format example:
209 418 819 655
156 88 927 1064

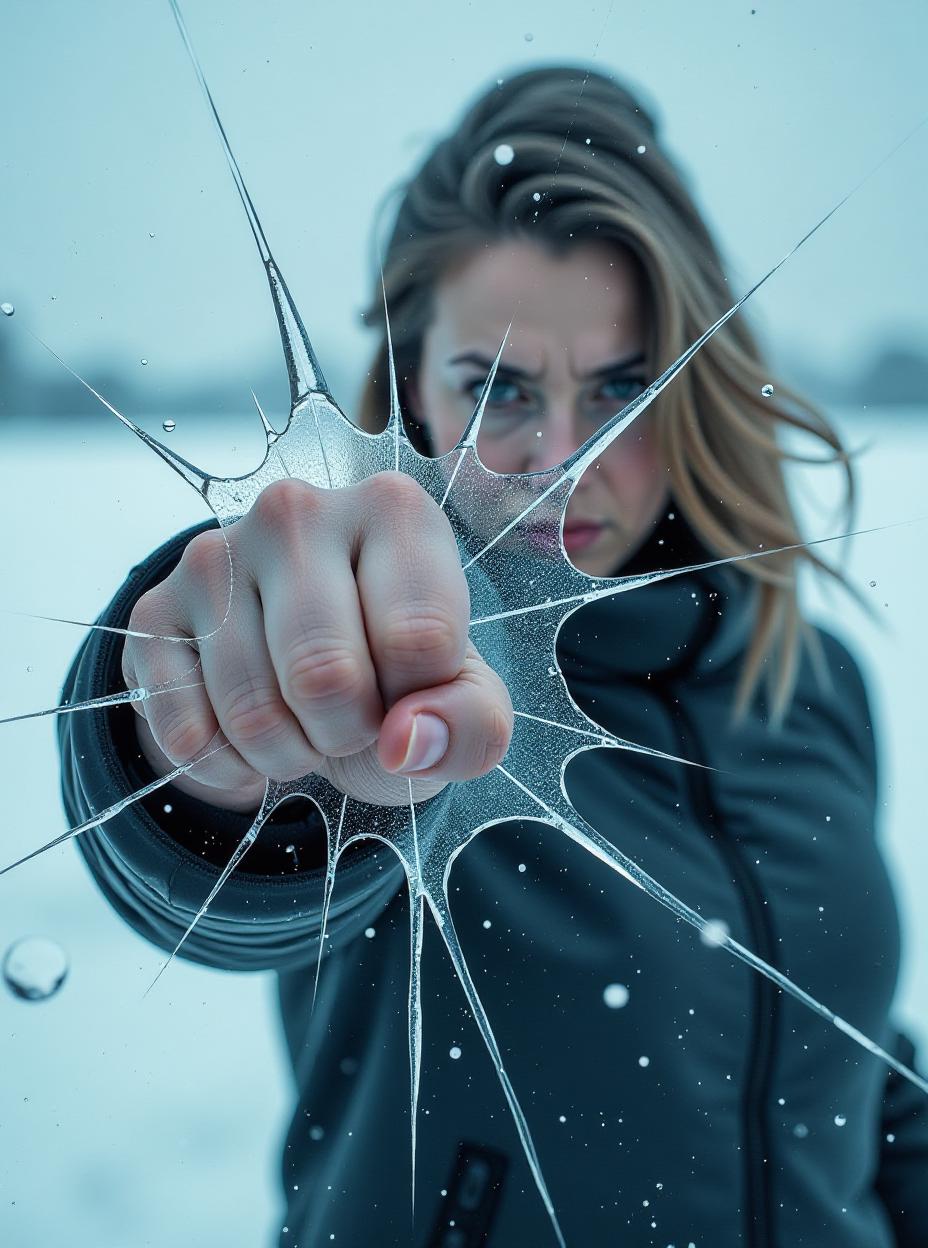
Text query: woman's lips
562 523 604 553
525 522 604 554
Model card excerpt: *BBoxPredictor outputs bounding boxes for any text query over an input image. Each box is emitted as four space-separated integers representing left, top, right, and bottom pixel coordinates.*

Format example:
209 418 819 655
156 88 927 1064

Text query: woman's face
409 239 669 577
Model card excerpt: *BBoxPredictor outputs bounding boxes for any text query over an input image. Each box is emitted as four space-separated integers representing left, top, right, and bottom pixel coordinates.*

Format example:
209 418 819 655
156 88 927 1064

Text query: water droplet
364 927 376 939
699 918 730 948
493 143 515 166
761 383 775 398
140 358 149 366
163 803 173 814
535 430 543 438
558 1114 567 1122
517 863 527 873
792 1122 809 1138
148 231 156 238
3 936 69 1002
638 1055 650 1067
1 302 14 317
524 31 534 42
603 983 630 1009
585 137 591 145
869 580 877 588
834 1113 846 1127
482 919 492 929
162 419 176 433
449 1045 462 1060
636 144 647 155
309 1124 325 1140
886 1132 895 1143
532 191 541 202
777 1097 786 1106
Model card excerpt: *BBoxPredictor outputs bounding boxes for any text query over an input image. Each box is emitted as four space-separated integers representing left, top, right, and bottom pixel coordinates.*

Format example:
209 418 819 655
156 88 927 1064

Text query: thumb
377 643 513 782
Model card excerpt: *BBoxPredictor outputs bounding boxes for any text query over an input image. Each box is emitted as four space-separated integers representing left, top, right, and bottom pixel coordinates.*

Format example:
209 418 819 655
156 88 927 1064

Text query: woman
59 67 927 1246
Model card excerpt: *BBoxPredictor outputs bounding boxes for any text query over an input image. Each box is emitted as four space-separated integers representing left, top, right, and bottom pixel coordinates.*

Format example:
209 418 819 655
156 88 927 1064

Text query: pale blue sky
2 0 926 416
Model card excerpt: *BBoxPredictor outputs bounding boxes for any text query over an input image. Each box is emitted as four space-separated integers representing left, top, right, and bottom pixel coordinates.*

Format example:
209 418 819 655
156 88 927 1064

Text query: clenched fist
123 473 513 811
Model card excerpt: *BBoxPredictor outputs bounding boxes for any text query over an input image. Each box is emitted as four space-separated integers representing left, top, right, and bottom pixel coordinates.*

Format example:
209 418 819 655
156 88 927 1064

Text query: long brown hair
357 67 853 719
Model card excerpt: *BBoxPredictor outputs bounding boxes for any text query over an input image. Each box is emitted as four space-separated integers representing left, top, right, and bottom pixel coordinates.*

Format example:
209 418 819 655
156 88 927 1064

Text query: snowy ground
0 406 925 1246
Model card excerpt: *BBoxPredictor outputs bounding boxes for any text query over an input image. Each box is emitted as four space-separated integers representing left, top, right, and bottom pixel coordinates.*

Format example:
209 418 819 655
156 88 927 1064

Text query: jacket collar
555 507 756 683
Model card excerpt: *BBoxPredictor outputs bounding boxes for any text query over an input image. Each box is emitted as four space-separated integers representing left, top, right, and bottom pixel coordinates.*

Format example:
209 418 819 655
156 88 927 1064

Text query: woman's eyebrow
447 351 541 380
583 351 647 379
447 350 647 380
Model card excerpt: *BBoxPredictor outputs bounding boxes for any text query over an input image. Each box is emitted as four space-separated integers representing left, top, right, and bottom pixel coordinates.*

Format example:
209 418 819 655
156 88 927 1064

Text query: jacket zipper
653 684 779 1248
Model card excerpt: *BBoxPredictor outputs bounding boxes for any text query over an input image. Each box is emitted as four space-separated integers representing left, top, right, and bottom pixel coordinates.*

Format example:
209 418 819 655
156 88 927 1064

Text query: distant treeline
1 334 925 422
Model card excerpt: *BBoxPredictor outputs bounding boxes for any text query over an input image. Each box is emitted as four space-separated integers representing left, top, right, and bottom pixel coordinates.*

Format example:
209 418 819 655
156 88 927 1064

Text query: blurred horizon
2 0 928 425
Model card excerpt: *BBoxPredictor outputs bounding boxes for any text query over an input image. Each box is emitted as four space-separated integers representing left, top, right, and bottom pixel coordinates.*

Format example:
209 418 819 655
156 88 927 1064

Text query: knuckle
127 586 165 636
223 685 289 748
282 643 365 707
179 530 229 585
379 604 461 668
157 708 215 765
251 478 319 533
362 471 430 516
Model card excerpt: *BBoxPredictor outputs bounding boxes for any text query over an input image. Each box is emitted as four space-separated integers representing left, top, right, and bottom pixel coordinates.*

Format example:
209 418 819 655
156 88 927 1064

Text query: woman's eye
465 377 527 408
595 376 647 404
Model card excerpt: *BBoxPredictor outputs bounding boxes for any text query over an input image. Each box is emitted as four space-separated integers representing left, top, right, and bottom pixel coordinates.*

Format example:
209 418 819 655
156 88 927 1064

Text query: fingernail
399 713 449 773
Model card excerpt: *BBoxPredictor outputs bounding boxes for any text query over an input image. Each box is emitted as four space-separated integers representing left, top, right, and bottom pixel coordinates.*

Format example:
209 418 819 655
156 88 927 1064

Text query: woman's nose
523 407 582 473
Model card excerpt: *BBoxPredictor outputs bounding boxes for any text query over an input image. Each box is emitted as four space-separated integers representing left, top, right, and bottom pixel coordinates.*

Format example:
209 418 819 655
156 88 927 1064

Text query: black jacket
59 518 928 1248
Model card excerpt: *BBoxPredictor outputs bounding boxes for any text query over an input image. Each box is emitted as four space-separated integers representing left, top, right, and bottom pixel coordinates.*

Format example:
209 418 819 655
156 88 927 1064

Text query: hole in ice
2 936 69 1002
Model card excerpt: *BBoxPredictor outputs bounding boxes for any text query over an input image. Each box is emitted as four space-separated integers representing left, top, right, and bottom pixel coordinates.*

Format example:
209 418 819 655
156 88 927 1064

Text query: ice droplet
517 863 527 873
636 144 647 154
532 191 541 202
482 919 492 929
449 1045 462 1060
699 919 730 948
163 803 173 814
2 936 69 1002
493 143 515 166
162 419 176 433
793 1123 809 1138
364 927 376 938
834 1113 847 1127
0 301 14 317
638 1055 650 1067
761 383 775 397
603 982 630 1009
140 358 149 366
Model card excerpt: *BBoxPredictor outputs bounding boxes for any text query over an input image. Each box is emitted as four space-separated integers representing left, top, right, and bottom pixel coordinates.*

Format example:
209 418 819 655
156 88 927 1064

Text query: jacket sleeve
876 1029 928 1246
58 523 407 974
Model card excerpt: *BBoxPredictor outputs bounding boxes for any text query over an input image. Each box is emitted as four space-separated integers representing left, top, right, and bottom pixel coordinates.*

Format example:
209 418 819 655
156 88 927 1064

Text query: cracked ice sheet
1 2 928 1248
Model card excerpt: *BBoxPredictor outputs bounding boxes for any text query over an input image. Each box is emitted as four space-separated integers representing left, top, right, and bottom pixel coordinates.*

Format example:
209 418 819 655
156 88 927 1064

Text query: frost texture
3 4 927 1243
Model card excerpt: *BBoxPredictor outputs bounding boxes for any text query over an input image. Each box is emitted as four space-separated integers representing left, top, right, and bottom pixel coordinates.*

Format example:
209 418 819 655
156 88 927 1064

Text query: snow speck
603 982 630 1009
699 919 730 948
